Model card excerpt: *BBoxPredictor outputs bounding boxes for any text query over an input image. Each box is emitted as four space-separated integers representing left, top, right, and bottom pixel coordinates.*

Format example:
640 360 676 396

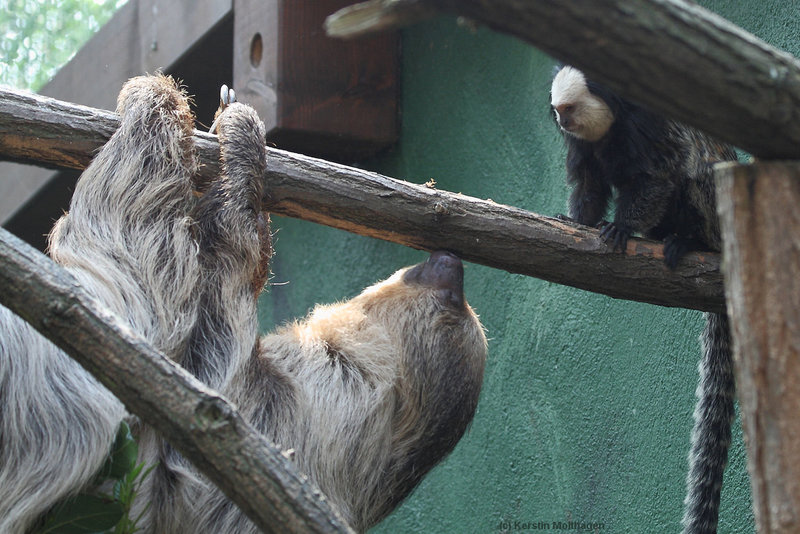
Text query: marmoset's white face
551 66 615 142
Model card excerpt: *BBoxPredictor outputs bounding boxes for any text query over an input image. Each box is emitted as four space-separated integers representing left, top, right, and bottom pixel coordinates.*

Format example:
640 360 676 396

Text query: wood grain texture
716 161 800 533
234 0 399 161
0 87 119 171
0 226 353 534
0 86 724 312
262 148 725 313
326 0 800 159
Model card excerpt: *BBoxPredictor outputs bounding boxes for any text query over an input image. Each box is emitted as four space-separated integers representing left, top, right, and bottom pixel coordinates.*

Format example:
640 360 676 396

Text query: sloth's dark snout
404 250 464 307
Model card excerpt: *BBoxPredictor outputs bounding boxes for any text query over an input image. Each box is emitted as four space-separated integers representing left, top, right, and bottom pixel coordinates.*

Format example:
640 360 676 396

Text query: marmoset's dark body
551 66 737 266
551 65 737 534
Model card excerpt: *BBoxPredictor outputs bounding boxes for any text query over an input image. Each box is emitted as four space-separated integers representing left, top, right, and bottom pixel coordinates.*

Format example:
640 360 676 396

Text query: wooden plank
0 163 54 233
234 0 399 161
233 0 279 130
138 0 231 74
716 161 800 533
39 0 142 110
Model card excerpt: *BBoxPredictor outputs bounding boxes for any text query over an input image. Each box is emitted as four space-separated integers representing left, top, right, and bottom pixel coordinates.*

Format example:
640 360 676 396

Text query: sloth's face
293 250 486 385
351 251 486 368
355 251 475 325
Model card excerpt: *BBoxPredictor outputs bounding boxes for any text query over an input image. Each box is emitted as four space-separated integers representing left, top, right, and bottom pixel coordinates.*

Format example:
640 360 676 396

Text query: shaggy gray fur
0 75 487 534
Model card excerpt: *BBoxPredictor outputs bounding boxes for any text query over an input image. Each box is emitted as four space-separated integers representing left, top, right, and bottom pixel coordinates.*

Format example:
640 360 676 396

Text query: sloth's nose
402 251 465 307
420 251 464 307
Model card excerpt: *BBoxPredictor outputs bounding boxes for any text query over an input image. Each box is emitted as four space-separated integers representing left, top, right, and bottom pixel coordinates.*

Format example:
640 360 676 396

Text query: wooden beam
716 161 800 533
0 87 725 313
0 226 353 534
325 0 800 160
138 0 232 74
37 0 232 114
233 0 399 161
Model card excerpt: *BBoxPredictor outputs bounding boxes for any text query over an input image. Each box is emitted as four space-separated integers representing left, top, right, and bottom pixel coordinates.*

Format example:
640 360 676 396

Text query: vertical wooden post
716 161 800 533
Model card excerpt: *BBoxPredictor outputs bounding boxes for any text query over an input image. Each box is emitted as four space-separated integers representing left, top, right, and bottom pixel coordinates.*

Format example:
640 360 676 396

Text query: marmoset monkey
551 65 736 534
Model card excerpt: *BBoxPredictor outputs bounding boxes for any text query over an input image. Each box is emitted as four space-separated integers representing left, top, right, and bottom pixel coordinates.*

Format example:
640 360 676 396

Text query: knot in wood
43 299 73 328
49 299 71 316
194 396 233 432
433 201 449 216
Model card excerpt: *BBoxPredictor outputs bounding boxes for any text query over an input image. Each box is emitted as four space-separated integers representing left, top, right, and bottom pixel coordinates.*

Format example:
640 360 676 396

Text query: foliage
34 422 155 534
0 0 126 90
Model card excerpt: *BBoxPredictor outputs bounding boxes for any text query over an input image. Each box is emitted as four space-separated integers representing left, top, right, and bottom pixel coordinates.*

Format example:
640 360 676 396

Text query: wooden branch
325 0 800 160
262 151 724 313
0 86 724 313
0 87 120 171
716 161 800 533
0 227 352 534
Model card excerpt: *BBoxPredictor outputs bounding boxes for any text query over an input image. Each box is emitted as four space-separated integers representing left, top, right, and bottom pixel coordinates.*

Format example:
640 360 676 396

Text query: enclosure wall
256 2 800 531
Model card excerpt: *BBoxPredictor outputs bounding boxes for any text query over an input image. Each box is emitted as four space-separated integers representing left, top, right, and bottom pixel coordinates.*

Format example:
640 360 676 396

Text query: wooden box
233 0 399 161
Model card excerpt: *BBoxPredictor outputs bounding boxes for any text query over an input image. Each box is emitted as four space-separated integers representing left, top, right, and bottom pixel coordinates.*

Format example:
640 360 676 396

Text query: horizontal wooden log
0 226 352 534
0 86 724 313
325 0 800 160
0 87 119 172
262 150 724 313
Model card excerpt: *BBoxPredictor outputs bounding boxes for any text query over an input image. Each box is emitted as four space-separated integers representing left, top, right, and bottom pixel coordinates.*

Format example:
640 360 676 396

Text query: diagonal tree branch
325 0 800 160
0 86 724 313
0 226 353 534
261 149 724 313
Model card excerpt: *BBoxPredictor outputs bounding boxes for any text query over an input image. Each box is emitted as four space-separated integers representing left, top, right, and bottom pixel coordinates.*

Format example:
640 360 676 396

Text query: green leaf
103 422 139 480
112 479 125 503
37 494 124 534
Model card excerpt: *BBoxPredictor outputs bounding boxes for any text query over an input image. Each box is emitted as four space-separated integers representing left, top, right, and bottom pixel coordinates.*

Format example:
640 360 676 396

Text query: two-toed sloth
0 75 487 533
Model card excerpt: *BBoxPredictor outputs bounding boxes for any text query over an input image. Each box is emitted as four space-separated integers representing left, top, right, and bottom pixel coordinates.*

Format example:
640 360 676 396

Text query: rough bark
0 87 119 171
262 149 724 313
0 226 353 534
716 161 800 533
0 87 724 313
326 0 800 160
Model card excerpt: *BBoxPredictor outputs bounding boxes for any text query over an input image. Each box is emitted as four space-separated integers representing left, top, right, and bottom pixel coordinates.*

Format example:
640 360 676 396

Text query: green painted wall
258 3 800 532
